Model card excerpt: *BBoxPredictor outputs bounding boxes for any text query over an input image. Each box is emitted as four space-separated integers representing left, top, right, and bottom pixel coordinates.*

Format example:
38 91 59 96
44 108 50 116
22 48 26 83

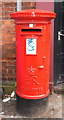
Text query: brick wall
2 2 16 83
22 2 36 9
2 2 36 84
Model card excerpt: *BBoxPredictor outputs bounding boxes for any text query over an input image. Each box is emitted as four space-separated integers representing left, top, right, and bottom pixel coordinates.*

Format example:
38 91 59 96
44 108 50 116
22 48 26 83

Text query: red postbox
10 9 56 100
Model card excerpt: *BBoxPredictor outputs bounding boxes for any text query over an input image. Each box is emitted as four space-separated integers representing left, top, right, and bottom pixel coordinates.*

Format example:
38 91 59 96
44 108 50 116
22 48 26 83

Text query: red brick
2 7 15 12
22 2 36 10
2 43 16 59
2 2 16 20
22 2 36 6
2 1 36 81
2 2 16 7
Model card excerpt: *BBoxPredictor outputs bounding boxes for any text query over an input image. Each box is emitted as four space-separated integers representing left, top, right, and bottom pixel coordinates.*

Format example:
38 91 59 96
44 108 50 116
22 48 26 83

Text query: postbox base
16 90 49 99
16 94 49 116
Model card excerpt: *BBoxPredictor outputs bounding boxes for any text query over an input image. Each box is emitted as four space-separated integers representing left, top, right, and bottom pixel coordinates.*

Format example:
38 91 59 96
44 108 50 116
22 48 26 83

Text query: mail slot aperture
21 29 42 32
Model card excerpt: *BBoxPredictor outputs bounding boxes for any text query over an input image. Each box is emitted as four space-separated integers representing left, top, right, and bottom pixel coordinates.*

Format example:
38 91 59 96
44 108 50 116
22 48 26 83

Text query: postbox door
16 25 49 98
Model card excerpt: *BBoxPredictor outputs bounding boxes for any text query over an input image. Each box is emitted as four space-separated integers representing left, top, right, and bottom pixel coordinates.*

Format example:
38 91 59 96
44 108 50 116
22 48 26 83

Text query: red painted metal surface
10 9 56 99
36 2 54 90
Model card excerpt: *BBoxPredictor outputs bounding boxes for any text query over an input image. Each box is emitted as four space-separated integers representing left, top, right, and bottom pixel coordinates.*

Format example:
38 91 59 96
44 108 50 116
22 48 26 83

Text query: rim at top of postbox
10 9 56 21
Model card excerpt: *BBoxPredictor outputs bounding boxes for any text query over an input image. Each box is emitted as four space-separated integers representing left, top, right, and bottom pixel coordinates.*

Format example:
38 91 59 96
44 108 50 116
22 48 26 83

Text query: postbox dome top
10 9 56 21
